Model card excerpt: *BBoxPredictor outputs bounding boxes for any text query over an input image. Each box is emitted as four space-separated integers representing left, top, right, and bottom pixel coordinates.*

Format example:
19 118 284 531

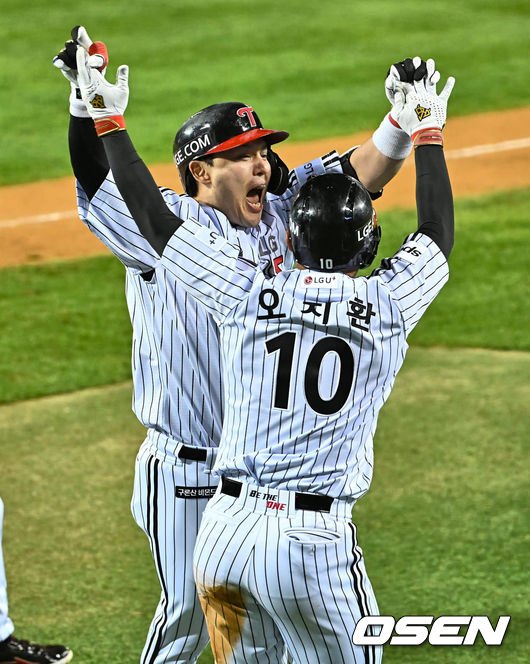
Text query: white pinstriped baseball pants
131 438 218 664
193 480 382 664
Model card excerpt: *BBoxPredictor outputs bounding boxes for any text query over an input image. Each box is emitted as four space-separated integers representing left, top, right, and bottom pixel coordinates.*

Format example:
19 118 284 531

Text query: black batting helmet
289 173 381 272
173 102 289 196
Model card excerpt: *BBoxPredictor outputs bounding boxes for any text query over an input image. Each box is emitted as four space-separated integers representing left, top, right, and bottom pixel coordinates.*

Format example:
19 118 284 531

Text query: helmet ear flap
357 224 381 269
267 148 290 196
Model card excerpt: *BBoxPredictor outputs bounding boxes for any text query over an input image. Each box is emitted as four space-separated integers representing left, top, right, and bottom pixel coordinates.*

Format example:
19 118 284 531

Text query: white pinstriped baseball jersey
75 151 344 459
76 150 349 664
160 220 449 500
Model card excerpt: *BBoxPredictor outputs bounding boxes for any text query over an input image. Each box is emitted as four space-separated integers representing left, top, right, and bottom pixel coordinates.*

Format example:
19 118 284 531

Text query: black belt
221 477 333 513
178 445 208 462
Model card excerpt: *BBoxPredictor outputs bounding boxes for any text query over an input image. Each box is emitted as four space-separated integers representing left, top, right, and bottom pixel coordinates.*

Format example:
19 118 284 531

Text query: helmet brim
204 128 289 156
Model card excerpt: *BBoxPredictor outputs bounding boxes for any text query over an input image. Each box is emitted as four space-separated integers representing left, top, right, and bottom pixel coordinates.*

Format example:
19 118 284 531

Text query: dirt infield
1 107 529 269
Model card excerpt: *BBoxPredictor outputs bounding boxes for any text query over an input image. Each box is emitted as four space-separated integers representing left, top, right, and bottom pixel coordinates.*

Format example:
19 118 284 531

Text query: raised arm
54 27 110 199
74 46 181 255
100 131 181 255
391 65 456 258
347 57 440 194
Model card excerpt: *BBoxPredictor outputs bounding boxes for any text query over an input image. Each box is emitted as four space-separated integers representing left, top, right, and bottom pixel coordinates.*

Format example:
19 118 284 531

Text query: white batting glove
373 56 439 160
53 26 108 118
76 46 129 136
391 72 456 146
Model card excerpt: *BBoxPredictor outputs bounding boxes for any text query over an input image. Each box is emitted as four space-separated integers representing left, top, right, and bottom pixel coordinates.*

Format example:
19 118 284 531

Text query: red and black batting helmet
173 102 289 196
289 173 381 272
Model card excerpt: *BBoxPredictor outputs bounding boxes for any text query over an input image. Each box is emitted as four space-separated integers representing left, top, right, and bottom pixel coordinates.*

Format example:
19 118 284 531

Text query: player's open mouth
246 185 266 211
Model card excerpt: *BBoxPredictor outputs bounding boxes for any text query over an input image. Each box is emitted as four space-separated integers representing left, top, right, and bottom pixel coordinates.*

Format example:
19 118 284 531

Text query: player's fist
53 26 110 119
76 46 129 127
391 71 456 142
385 56 430 105
53 26 108 84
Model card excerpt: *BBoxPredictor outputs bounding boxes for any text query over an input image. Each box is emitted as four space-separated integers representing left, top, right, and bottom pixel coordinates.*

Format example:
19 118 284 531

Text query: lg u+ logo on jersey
303 274 338 287
353 615 510 646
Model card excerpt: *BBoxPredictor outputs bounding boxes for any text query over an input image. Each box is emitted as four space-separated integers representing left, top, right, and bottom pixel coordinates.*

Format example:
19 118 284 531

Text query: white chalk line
0 210 76 229
2 137 530 229
445 137 530 159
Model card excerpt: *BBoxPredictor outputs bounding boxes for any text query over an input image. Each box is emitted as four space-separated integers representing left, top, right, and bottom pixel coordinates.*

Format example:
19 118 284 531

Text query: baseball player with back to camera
74 44 455 663
53 26 431 664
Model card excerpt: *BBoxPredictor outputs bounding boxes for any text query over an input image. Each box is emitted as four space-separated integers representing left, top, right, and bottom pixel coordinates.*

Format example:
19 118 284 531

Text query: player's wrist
94 115 126 137
69 85 91 118
412 127 443 148
372 113 412 160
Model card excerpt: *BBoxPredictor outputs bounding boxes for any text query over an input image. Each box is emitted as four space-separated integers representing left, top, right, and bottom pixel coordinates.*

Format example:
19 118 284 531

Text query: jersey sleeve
371 232 449 336
159 218 257 322
76 173 181 272
270 151 343 229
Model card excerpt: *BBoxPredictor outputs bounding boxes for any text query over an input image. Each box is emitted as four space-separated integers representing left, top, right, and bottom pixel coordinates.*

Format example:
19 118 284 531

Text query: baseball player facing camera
73 41 455 664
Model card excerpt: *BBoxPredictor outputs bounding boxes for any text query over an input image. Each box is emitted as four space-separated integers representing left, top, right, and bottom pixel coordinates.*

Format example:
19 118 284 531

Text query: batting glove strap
94 115 126 137
372 113 413 160
413 128 444 147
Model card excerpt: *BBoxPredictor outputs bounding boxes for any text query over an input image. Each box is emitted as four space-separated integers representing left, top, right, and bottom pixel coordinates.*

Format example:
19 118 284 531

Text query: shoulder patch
194 225 231 252
394 242 427 264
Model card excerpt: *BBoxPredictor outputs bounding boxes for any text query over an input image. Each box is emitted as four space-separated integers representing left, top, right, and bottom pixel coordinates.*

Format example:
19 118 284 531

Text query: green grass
2 3 528 661
362 188 530 350
1 187 528 404
0 256 131 403
359 346 529 663
1 0 529 184
0 346 527 663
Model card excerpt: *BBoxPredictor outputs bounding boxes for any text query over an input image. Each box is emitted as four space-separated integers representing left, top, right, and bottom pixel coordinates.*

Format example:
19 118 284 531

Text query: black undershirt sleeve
415 145 454 259
100 131 182 256
68 116 110 200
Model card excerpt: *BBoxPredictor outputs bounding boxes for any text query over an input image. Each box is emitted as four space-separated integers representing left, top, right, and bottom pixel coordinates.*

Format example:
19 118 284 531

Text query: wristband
94 115 126 137
412 128 443 147
372 113 412 160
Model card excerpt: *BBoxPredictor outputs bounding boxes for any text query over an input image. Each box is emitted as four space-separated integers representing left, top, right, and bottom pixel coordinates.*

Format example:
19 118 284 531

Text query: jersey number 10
265 332 354 415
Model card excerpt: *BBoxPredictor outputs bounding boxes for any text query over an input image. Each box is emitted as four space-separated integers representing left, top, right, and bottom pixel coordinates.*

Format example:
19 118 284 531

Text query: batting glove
372 56 436 161
76 46 129 136
391 71 456 147
53 26 108 118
